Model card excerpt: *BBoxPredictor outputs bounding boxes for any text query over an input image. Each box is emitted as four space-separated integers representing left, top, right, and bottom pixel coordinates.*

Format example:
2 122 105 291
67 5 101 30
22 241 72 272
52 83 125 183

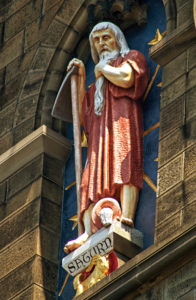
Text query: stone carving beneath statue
73 254 110 296
62 221 143 297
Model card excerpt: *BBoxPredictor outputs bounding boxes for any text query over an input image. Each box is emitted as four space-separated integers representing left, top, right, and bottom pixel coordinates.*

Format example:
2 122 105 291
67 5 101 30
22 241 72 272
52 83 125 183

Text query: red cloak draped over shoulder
80 50 149 223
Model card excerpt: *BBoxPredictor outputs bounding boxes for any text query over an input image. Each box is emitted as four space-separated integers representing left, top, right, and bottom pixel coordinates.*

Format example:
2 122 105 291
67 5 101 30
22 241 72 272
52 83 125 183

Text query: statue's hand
94 61 105 79
67 58 85 77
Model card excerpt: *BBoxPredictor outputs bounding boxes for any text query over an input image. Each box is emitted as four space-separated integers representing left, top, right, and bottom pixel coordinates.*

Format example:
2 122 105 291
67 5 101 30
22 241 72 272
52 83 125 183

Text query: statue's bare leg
64 204 93 253
120 184 139 226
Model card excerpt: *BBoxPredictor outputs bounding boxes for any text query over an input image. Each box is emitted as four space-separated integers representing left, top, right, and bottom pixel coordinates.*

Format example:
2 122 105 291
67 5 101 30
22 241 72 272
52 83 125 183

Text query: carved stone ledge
0 125 72 182
150 19 196 66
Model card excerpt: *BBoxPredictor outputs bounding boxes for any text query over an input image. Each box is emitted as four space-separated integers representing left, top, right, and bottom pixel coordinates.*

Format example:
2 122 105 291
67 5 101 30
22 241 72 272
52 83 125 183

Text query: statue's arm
67 58 86 124
94 62 134 88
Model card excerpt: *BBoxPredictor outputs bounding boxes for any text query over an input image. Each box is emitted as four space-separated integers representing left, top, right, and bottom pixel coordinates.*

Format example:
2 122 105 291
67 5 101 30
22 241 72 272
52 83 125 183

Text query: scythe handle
70 70 83 236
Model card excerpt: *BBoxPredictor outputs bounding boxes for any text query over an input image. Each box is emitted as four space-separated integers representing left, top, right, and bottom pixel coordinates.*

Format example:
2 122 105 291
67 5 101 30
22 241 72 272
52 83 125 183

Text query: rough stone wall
0 0 88 155
0 0 87 298
152 0 196 244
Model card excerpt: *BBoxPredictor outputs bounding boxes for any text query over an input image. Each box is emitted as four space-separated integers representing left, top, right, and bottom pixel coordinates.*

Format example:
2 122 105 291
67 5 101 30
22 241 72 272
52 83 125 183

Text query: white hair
89 22 130 64
94 49 120 115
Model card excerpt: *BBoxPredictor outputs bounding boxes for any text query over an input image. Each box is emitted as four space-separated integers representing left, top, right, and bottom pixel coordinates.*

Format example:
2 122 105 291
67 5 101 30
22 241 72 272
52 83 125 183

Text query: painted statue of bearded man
64 22 149 253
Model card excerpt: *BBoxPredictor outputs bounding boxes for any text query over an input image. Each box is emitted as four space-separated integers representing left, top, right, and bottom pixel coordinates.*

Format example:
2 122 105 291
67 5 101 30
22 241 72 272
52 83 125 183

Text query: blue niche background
57 0 166 298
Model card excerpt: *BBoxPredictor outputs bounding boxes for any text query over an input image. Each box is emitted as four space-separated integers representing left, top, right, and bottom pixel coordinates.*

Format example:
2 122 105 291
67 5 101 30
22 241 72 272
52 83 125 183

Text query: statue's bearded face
92 28 120 116
92 28 119 57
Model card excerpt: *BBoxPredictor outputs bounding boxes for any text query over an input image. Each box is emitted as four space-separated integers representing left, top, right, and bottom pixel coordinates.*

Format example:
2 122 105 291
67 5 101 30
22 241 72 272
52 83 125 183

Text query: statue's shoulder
125 49 145 59
125 50 148 67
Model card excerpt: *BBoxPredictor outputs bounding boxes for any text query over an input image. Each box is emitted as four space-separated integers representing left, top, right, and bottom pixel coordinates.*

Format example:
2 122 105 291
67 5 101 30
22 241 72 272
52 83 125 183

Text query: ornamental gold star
69 214 78 230
148 29 166 46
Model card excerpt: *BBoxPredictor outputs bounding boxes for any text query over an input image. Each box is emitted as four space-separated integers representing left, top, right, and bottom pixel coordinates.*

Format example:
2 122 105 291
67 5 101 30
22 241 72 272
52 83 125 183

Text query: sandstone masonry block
158 155 184 196
182 201 196 228
188 44 196 69
0 30 24 69
44 0 63 11
42 18 66 47
0 101 17 137
175 0 190 9
156 172 196 225
42 177 63 206
179 289 196 300
187 67 196 91
43 153 64 186
0 198 40 250
0 67 5 88
13 285 56 300
0 229 38 279
162 51 187 88
164 260 196 299
31 47 55 70
133 283 164 300
0 131 13 155
20 70 45 100
49 48 71 72
13 117 35 144
155 211 181 242
60 27 80 53
72 6 88 33
5 0 32 20
4 0 43 41
159 96 184 139
0 255 57 299
13 94 39 127
5 45 37 83
39 227 60 263
185 144 196 178
0 178 42 222
44 71 63 93
0 256 35 299
177 1 193 27
161 74 186 109
156 182 185 225
33 255 58 292
0 181 6 205
7 155 43 199
40 198 61 235
57 0 84 24
24 3 60 50
185 117 196 142
159 128 185 167
0 73 25 109
186 86 196 121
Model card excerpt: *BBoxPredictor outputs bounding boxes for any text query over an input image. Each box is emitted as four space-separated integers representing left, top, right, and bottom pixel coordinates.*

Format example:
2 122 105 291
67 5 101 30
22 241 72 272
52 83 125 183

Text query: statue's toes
121 216 134 227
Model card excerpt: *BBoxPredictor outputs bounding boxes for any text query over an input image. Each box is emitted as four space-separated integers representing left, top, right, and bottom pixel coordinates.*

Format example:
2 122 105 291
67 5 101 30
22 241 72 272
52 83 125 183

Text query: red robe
80 50 149 224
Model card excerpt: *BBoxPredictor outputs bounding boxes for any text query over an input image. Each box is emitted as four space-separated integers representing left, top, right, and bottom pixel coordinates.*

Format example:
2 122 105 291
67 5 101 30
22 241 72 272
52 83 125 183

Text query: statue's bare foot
121 216 134 227
64 232 89 253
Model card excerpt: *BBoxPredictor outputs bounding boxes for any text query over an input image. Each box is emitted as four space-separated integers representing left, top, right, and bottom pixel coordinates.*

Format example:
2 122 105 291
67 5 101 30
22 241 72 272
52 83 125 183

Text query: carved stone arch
38 1 91 135
15 0 88 139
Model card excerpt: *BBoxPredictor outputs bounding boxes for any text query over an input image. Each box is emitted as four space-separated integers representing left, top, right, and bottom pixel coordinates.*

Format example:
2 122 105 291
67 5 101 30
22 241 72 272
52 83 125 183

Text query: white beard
94 50 120 116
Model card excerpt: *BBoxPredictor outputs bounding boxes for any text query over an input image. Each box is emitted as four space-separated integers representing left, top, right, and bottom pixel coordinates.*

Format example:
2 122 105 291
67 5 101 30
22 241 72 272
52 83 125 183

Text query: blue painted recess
57 1 166 298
